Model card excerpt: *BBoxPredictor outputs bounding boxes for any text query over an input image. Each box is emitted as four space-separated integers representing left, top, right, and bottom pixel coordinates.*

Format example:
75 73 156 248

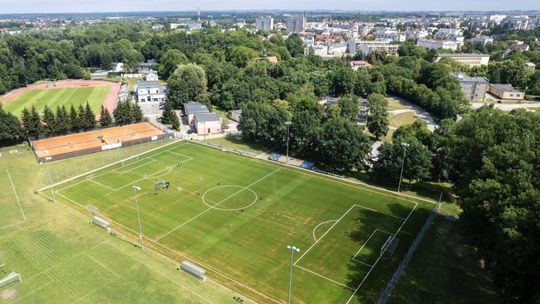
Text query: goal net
380 235 399 260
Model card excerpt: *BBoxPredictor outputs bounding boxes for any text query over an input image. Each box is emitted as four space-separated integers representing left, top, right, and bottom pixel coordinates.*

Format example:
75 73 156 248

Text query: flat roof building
417 39 459 51
184 102 209 125
451 72 489 101
435 53 490 67
488 84 525 101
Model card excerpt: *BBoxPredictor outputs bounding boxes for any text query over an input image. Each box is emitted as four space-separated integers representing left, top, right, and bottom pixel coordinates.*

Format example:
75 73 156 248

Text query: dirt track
0 80 121 115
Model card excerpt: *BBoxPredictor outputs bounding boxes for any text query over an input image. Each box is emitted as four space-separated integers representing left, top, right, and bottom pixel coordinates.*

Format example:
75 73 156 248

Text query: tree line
0 101 144 147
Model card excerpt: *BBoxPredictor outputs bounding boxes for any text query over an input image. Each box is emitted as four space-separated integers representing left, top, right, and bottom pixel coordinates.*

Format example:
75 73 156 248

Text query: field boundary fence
37 137 179 193
375 201 442 304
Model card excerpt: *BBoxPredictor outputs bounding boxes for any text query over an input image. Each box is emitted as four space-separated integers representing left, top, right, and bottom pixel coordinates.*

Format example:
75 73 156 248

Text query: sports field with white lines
41 141 432 303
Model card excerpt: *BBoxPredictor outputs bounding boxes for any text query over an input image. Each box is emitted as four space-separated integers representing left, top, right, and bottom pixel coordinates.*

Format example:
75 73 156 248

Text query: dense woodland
0 22 539 302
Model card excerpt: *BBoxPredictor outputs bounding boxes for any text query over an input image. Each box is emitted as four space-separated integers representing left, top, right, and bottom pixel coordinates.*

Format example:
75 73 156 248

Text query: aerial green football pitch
42 141 433 303
2 86 110 117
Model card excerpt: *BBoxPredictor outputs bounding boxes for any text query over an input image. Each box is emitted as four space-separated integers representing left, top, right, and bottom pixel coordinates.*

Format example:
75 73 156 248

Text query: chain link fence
376 201 442 304
40 136 175 186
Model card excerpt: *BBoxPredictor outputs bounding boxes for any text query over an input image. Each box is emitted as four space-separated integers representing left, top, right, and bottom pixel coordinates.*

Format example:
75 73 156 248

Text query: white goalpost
380 235 399 260
0 251 22 288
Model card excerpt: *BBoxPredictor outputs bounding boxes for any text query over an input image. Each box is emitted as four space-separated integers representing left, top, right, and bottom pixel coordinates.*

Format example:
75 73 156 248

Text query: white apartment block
434 28 463 41
348 39 399 56
417 38 459 51
256 16 274 31
374 29 406 42
471 35 494 46
504 16 529 30
405 29 429 41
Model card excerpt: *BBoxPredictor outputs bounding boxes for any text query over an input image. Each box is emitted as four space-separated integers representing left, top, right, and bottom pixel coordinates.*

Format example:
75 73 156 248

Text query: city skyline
0 0 539 14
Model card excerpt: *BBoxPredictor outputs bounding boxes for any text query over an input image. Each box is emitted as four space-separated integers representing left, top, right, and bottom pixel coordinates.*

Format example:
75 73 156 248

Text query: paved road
471 102 540 111
387 96 437 132
370 96 438 160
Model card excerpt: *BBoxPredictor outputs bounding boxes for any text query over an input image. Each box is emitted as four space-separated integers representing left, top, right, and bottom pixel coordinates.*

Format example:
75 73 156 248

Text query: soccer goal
0 272 22 288
380 235 399 260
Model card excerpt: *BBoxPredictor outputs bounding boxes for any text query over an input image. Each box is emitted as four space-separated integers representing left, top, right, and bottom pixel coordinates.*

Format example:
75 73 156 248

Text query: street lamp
286 245 300 304
397 142 409 193
132 186 144 249
285 121 292 165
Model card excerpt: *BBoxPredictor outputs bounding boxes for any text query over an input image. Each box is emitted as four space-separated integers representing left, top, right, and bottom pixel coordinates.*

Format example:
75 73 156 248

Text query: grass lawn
388 203 499 304
0 143 249 304
43 141 434 303
389 112 417 129
387 99 409 111
3 86 110 117
207 136 266 155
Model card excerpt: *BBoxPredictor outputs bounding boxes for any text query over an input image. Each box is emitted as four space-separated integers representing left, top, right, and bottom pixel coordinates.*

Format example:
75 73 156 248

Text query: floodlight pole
397 142 409 193
46 161 55 202
132 186 144 249
286 245 300 304
285 121 292 165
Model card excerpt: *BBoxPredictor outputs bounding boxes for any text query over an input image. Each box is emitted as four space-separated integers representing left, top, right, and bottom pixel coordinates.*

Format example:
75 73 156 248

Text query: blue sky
0 0 538 13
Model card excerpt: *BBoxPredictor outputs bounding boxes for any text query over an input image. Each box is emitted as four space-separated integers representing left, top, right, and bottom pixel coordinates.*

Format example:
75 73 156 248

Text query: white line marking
294 205 356 266
38 140 184 193
353 204 405 220
165 150 193 160
351 229 385 262
345 202 418 304
11 281 54 303
312 219 338 242
88 178 116 191
6 169 27 223
155 167 282 241
106 242 218 304
354 260 374 268
113 158 157 174
294 265 355 290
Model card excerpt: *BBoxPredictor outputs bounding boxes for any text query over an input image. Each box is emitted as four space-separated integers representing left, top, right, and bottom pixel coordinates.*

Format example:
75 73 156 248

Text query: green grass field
0 143 251 304
3 86 110 117
42 141 433 303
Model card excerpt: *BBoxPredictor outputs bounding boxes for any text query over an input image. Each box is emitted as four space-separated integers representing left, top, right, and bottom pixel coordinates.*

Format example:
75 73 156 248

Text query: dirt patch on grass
0 288 17 300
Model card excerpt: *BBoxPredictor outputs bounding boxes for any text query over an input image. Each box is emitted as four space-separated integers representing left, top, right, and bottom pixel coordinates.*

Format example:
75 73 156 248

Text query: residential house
184 102 210 125
194 113 222 135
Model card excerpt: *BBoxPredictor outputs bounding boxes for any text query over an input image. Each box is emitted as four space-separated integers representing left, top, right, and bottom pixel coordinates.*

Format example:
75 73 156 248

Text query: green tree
21 107 40 139
286 34 305 57
159 49 188 80
337 95 359 121
442 107 540 302
132 102 144 123
99 105 113 127
83 102 96 130
161 100 173 124
372 138 432 185
318 117 371 172
0 105 25 146
54 105 70 135
69 105 80 132
367 93 389 139
169 110 180 131
167 64 208 108
42 105 55 136
228 46 258 68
